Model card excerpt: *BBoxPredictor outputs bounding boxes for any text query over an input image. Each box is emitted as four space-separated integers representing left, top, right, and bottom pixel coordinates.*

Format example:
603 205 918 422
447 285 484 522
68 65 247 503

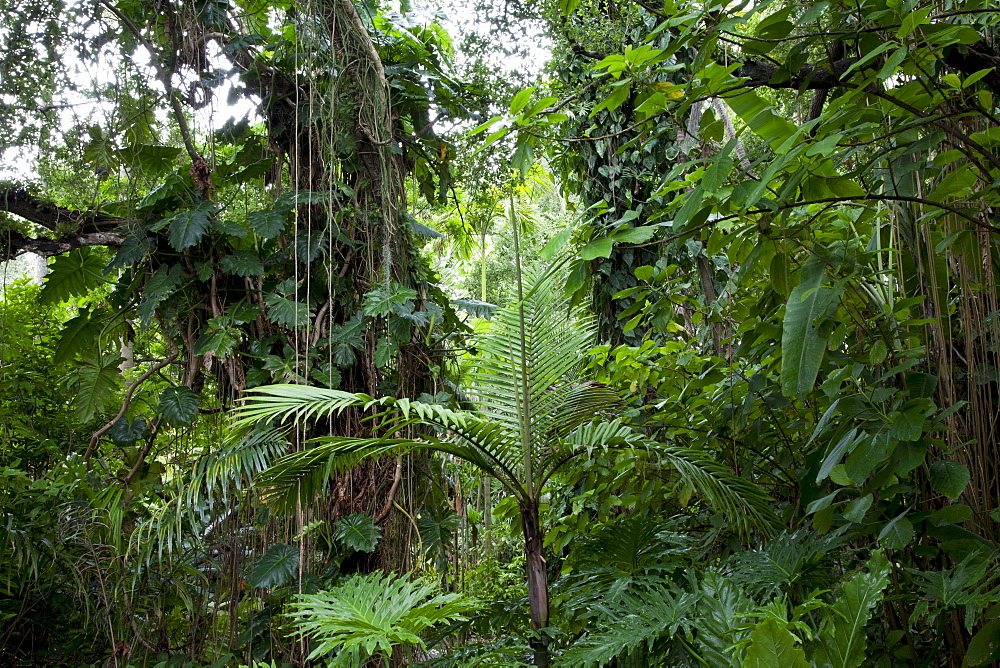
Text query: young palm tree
234 269 777 667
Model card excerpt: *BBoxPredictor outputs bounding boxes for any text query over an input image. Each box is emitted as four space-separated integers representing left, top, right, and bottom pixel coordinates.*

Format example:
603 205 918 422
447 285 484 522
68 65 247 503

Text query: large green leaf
742 618 810 668
220 250 264 277
965 618 1000 666
287 571 475 661
157 386 201 426
39 247 105 305
929 460 971 499
781 257 838 396
813 550 891 668
265 294 313 328
362 282 418 317
54 309 104 365
249 542 299 589
162 199 215 250
137 264 184 327
72 351 123 422
118 143 182 175
335 513 381 553
109 415 147 445
726 89 798 150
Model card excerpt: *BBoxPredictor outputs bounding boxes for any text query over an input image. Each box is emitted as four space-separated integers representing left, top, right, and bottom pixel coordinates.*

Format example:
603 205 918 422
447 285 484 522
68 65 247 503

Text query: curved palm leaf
240 270 778 536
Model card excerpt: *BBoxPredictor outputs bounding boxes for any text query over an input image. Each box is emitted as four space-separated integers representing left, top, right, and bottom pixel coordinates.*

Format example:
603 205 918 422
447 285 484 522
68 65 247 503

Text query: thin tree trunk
480 230 492 554
520 501 549 667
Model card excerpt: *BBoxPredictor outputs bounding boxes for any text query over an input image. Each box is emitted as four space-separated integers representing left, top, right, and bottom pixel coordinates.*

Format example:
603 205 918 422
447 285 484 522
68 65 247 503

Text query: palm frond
654 444 781 537
233 384 376 427
189 427 288 504
256 438 416 512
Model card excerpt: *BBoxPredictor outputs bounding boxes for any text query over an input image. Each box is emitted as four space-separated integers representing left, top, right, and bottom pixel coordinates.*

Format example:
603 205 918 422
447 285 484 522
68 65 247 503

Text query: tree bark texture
521 501 550 667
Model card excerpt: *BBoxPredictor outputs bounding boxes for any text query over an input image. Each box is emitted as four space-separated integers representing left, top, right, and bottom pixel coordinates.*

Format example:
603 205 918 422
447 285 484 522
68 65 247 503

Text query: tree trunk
520 500 549 667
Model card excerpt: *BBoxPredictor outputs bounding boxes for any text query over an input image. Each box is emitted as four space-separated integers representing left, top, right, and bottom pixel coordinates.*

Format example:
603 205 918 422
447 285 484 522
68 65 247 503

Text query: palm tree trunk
520 500 550 667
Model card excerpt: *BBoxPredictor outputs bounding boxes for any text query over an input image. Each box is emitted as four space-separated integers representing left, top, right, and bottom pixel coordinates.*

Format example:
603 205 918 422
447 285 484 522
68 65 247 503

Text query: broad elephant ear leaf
335 513 381 553
158 386 200 426
249 542 299 589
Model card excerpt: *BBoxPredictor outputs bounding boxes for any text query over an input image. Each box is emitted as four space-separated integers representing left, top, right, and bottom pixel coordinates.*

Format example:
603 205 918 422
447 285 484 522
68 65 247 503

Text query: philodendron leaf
928 460 970 499
157 386 200 426
781 257 838 396
165 199 215 250
813 550 891 668
265 294 313 328
220 250 264 277
72 352 123 422
335 513 381 553
109 416 147 445
741 618 810 668
249 542 299 589
39 247 106 305
54 309 104 365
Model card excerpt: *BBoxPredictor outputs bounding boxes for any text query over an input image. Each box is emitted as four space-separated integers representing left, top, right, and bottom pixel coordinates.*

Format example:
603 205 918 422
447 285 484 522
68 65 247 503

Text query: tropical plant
236 265 777 666
285 571 477 666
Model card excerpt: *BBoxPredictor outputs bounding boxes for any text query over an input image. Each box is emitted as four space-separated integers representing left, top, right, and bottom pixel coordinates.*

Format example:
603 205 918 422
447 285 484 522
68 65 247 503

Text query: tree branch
84 353 179 468
0 230 125 262
1 187 125 232
0 188 130 260
736 57 862 90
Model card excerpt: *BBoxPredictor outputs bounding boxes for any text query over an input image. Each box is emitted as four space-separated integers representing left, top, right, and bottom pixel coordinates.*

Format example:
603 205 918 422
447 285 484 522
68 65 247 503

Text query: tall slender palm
235 269 777 666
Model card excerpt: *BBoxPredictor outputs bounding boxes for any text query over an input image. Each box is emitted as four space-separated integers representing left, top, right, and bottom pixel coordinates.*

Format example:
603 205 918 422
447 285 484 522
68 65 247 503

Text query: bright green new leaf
509 87 535 115
287 571 476 662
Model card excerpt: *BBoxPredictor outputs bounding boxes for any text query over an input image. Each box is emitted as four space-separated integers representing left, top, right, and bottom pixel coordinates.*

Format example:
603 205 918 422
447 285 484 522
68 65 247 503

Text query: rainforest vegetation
2 0 1000 665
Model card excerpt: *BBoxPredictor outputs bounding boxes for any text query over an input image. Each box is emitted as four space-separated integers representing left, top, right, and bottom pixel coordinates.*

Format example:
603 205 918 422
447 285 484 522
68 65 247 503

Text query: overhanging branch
736 57 861 90
1 187 124 231
0 230 124 262
1 188 129 261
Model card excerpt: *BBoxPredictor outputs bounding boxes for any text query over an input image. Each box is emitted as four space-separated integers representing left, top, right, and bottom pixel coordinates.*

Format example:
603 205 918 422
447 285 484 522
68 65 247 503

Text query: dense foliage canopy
3 0 1000 666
